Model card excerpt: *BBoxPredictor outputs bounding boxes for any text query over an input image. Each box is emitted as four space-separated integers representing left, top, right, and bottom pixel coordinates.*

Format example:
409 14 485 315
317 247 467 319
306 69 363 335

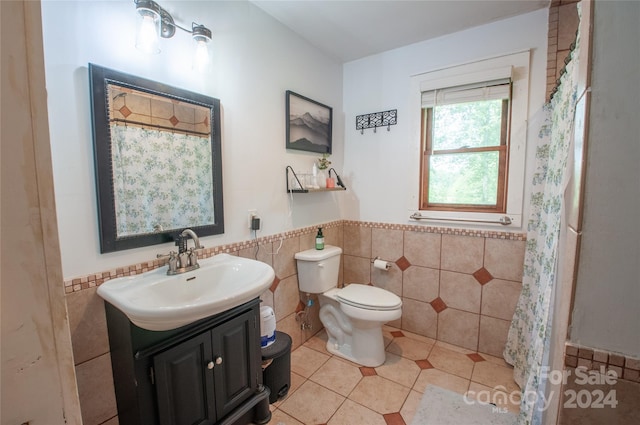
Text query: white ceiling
251 0 549 63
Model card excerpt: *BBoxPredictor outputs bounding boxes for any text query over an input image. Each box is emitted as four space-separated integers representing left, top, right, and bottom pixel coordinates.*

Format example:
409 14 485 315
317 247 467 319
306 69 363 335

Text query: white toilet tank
295 245 342 293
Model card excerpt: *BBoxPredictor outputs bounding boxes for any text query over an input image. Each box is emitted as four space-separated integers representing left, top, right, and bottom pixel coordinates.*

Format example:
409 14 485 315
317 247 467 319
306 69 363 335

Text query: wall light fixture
134 0 212 70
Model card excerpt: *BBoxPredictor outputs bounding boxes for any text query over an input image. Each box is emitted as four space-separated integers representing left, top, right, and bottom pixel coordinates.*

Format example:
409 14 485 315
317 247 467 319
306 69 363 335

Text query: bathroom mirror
89 64 224 253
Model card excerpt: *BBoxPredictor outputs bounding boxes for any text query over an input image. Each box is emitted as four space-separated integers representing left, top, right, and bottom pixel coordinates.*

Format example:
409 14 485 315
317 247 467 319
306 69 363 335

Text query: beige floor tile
434 340 476 355
289 372 306 394
303 329 330 355
479 352 512 368
279 380 344 424
400 389 424 424
470 360 519 394
290 345 330 378
427 345 475 379
349 375 410 414
328 399 386 425
266 408 304 425
375 352 421 388
272 372 306 408
414 368 470 395
310 357 363 396
386 335 434 361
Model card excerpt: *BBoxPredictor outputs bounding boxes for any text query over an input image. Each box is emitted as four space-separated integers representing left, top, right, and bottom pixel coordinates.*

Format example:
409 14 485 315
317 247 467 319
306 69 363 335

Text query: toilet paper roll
373 259 391 271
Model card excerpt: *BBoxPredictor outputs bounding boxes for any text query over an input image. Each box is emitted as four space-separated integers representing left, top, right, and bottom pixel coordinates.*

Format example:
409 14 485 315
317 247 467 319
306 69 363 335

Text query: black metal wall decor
356 109 397 134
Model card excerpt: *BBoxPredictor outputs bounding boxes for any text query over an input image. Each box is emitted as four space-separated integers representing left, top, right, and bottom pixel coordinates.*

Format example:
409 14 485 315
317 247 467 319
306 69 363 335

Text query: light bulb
193 38 210 72
136 13 160 54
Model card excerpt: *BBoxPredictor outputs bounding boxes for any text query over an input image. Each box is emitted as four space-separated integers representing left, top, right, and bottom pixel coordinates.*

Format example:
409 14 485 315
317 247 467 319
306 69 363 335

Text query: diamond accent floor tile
383 412 406 425
360 366 377 376
415 359 434 370
467 353 486 362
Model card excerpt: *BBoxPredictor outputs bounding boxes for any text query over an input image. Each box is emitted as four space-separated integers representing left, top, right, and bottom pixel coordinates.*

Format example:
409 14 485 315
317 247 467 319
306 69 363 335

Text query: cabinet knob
207 361 214 370
215 356 223 365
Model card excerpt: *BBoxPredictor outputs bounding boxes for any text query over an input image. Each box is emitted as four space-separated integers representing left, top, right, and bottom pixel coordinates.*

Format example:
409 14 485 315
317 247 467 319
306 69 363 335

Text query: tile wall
564 342 640 383
340 221 526 356
546 0 580 101
65 220 525 424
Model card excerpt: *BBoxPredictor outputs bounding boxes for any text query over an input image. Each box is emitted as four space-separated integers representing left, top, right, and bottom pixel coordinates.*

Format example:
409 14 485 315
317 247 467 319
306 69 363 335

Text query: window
421 79 511 212
409 51 530 227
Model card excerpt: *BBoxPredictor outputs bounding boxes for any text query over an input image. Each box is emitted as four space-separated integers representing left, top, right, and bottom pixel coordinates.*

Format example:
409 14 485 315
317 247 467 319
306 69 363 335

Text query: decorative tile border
64 219 526 293
565 341 640 383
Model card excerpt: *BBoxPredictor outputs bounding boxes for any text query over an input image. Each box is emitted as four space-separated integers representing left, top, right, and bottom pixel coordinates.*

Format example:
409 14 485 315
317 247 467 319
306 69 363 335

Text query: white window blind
421 78 511 107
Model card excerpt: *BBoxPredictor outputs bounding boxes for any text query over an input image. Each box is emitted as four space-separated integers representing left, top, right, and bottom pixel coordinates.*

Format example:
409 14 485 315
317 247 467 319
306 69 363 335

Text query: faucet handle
168 252 179 272
188 248 199 268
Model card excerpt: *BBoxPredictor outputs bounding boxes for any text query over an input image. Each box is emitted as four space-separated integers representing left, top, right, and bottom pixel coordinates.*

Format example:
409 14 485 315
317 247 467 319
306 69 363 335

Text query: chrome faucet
158 228 204 275
180 228 203 251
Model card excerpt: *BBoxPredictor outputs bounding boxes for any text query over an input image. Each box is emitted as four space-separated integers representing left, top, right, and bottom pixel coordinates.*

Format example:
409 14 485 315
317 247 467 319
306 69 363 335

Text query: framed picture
286 90 332 154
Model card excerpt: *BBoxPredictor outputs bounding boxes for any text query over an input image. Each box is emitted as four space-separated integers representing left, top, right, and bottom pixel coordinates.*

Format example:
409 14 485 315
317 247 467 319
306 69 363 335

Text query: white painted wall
571 0 640 357
41 0 344 278
342 9 548 230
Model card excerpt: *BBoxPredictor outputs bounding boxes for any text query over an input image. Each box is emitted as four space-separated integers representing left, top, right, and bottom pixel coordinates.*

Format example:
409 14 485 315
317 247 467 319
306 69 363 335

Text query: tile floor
262 326 520 425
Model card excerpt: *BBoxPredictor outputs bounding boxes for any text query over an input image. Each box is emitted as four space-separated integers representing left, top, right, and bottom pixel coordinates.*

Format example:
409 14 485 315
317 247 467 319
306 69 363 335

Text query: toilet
295 245 402 367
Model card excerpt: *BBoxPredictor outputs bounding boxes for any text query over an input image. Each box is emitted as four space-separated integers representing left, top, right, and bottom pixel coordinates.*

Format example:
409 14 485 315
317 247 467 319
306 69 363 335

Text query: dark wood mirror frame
89 63 224 253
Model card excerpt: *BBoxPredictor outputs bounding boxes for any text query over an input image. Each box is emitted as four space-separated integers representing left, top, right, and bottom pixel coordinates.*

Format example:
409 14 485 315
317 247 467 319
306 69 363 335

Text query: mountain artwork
286 91 332 154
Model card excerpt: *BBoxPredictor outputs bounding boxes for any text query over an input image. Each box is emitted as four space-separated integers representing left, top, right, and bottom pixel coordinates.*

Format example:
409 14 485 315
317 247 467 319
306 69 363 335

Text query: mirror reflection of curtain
503 5 583 424
111 124 214 237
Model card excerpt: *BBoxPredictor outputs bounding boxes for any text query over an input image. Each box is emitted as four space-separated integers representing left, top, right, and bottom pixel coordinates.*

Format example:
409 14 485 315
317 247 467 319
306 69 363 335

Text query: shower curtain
503 7 582 425
111 124 215 236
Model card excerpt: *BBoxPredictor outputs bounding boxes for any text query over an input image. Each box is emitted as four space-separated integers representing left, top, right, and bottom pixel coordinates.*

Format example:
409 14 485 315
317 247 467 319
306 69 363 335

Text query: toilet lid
336 284 402 311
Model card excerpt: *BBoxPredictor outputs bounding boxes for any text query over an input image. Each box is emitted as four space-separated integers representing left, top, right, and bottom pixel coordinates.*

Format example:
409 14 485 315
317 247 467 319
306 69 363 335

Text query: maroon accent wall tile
430 297 447 313
395 256 411 271
473 267 493 285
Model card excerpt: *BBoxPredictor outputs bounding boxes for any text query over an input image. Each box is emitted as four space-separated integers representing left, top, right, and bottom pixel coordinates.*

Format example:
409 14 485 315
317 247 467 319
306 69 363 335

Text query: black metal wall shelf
286 166 347 193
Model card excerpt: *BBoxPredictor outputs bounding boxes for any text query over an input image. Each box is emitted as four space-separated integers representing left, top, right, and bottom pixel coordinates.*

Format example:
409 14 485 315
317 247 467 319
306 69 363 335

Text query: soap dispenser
315 227 324 250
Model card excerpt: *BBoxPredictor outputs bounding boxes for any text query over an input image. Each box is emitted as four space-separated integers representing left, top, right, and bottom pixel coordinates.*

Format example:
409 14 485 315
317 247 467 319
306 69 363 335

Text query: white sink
97 254 275 331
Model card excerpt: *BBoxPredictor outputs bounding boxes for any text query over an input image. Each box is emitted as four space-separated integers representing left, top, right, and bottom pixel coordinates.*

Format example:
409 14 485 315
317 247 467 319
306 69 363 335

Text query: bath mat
411 385 517 425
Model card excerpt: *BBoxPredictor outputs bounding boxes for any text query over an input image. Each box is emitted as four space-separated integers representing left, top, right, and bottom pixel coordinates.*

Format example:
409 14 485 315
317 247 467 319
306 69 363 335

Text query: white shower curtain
503 7 582 425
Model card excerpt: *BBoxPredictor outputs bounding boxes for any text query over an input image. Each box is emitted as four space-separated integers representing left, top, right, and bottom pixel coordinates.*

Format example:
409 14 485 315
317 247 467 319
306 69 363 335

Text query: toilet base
325 323 387 367
320 299 389 367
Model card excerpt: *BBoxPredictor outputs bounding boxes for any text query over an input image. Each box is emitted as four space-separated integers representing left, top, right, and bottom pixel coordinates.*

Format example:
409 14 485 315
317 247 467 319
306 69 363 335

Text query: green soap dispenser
315 227 325 250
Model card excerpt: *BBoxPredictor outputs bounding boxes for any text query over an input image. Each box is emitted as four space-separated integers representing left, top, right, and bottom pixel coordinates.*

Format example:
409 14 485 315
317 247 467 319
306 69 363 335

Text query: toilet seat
335 284 402 311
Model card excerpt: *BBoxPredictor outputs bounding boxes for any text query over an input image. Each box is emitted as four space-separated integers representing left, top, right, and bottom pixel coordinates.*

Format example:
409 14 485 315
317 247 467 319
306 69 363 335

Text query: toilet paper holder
371 257 392 270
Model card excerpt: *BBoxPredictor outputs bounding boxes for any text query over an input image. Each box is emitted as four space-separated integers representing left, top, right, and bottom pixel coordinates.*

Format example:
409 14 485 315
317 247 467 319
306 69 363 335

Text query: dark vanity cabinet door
150 308 260 425
154 332 216 425
105 298 266 425
211 309 260 418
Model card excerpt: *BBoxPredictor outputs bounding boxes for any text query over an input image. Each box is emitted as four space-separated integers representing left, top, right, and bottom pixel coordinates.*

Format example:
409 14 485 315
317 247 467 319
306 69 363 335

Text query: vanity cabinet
105 298 270 425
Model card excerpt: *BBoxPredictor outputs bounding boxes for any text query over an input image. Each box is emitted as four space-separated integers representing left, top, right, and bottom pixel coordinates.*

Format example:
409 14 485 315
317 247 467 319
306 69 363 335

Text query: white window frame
408 51 531 228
